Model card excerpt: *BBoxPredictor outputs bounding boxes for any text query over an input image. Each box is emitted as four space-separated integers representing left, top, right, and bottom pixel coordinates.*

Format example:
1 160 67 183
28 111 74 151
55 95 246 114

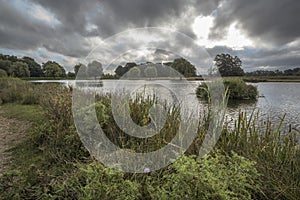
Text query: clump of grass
38 85 90 162
78 92 183 153
0 78 40 104
243 77 267 83
196 78 258 101
0 104 44 123
218 111 300 199
0 69 7 77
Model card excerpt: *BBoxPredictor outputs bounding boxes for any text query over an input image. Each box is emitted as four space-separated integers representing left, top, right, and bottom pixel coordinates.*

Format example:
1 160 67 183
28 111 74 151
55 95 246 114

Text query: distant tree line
211 53 300 77
114 58 197 78
245 68 300 76
1 53 299 79
74 61 103 79
0 54 68 78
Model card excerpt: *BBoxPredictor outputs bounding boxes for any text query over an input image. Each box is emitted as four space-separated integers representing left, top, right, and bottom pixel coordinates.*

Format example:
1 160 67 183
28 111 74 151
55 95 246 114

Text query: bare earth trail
0 113 31 172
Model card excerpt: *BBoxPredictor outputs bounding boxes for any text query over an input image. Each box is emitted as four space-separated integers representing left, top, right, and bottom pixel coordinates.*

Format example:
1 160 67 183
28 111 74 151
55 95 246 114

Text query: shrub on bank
0 78 40 104
0 69 7 77
196 78 258 101
51 162 141 200
147 152 260 200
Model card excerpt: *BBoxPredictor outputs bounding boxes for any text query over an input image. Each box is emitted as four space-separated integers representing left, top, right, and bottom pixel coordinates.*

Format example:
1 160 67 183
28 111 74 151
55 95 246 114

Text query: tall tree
74 64 88 79
144 65 158 78
22 56 44 77
10 61 30 77
43 61 66 77
127 67 141 78
74 63 87 76
87 61 103 79
0 60 11 75
115 62 137 77
67 72 76 78
171 58 197 77
214 54 244 76
115 65 126 77
0 69 7 77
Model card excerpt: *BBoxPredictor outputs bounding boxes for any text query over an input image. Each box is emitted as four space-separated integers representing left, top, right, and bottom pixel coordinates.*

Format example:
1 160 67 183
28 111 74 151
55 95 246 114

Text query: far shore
22 76 300 82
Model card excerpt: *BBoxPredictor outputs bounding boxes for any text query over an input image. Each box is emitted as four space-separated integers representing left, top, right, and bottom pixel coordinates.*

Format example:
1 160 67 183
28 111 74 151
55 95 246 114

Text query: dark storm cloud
31 0 93 35
242 47 300 70
0 0 92 57
33 0 220 38
97 0 220 38
0 0 299 71
210 0 300 46
0 0 220 58
0 0 54 49
207 46 236 57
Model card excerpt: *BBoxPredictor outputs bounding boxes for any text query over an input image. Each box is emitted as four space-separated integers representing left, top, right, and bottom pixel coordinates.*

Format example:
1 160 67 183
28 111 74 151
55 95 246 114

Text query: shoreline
23 76 300 82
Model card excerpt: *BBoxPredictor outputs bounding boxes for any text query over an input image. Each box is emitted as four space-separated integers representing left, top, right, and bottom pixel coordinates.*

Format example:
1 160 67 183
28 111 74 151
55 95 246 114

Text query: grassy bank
21 77 75 81
0 104 43 122
0 78 299 199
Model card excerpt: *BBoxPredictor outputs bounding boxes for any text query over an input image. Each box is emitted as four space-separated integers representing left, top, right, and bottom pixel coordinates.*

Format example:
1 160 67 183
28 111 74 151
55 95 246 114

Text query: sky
0 0 299 73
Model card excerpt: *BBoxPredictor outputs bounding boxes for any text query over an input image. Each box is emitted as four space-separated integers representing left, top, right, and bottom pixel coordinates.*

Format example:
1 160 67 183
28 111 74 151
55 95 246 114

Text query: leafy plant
51 162 141 200
147 152 260 200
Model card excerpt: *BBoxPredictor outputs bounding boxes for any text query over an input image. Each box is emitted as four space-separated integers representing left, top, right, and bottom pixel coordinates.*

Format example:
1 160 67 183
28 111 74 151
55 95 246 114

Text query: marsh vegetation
196 78 258 101
0 78 299 199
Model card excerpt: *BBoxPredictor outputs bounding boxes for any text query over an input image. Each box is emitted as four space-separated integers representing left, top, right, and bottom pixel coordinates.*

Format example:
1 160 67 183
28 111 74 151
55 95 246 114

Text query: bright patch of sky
85 23 98 32
192 15 253 50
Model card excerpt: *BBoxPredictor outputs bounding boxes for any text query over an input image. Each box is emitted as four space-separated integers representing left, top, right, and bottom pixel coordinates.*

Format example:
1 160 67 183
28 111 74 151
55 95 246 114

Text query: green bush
51 162 141 200
147 152 260 200
0 69 7 77
0 78 40 104
196 78 258 101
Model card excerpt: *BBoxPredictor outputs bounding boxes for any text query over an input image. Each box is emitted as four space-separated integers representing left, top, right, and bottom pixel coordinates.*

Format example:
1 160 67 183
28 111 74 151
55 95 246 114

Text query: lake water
32 80 300 132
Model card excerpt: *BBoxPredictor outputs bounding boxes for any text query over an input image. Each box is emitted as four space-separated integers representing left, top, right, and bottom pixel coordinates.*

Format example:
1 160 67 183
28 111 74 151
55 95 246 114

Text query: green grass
21 77 75 81
0 104 44 122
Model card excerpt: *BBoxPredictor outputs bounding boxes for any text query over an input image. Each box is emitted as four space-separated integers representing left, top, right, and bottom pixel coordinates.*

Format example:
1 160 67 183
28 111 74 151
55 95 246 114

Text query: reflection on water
32 80 300 131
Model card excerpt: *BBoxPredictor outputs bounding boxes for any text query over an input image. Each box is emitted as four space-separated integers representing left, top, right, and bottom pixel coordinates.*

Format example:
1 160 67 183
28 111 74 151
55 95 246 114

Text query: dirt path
0 114 31 172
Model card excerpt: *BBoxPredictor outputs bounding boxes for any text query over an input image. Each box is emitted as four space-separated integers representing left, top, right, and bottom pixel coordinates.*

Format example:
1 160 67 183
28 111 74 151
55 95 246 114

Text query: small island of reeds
196 78 258 101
